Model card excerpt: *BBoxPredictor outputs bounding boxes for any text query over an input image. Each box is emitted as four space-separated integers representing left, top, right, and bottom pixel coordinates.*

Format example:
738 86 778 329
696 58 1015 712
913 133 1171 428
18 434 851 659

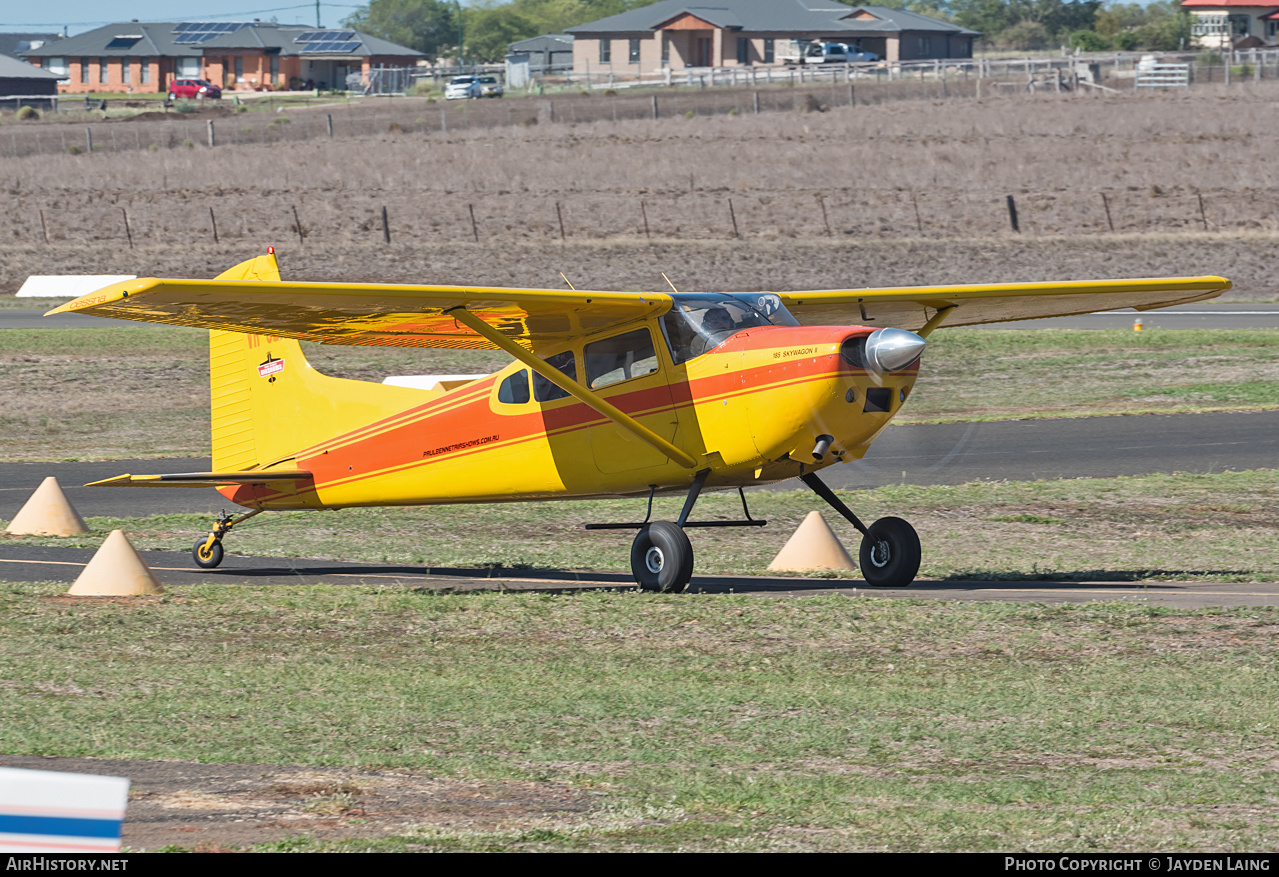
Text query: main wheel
630 521 694 594
858 517 920 588
193 536 224 569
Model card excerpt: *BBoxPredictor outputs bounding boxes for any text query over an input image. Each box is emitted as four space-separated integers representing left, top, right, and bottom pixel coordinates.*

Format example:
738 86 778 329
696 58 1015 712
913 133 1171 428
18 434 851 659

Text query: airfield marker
767 511 856 573
67 530 164 597
4 477 89 537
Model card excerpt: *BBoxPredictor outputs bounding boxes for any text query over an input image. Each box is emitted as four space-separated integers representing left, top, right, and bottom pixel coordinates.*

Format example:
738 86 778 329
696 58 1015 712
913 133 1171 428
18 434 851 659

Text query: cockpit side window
661 295 792 365
498 369 530 404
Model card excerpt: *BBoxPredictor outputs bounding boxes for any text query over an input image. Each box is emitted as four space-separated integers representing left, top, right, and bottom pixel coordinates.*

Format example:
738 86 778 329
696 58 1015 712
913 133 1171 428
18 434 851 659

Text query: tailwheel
858 517 921 588
631 521 694 594
193 535 224 569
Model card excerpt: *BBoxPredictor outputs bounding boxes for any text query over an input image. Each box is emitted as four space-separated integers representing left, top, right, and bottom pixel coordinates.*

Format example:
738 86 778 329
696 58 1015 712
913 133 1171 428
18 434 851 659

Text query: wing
48 277 672 350
778 276 1232 331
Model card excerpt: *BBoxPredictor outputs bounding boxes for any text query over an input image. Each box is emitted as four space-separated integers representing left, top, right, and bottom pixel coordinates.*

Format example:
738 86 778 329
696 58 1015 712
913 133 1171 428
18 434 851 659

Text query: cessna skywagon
48 253 1230 592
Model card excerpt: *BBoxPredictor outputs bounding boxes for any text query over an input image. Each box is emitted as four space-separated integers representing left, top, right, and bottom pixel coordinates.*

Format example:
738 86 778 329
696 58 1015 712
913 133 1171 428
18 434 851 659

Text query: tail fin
209 253 430 471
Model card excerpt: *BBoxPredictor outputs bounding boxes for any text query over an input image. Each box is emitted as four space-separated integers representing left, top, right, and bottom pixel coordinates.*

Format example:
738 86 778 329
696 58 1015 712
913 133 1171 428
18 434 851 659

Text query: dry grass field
1 83 1278 297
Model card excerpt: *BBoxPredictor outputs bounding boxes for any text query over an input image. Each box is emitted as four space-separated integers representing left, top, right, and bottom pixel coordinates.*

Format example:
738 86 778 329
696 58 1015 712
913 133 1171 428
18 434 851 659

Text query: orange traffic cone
67 530 164 596
5 477 89 536
767 511 856 572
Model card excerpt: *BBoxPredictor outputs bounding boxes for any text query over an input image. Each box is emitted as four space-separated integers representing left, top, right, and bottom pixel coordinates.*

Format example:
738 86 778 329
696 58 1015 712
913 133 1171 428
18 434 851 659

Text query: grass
7 471 1279 583
1 584 1276 851
0 325 1275 461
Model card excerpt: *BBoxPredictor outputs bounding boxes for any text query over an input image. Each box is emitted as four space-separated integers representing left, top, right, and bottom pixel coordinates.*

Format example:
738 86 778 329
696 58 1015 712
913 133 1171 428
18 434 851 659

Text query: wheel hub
869 539 891 568
645 546 665 574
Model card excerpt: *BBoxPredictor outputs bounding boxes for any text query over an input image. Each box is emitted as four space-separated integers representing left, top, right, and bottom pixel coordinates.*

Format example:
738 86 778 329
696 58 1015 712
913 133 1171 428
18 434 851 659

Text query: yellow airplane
49 251 1230 592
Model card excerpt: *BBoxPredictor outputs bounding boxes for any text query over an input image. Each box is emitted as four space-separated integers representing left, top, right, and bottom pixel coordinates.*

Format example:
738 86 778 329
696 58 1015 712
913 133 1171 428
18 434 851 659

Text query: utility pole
315 0 321 28
456 0 464 70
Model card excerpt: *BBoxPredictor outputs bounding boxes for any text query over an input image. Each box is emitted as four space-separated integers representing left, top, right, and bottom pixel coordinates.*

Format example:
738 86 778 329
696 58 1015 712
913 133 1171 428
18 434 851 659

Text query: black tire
630 521 694 594
193 537 224 569
858 517 920 588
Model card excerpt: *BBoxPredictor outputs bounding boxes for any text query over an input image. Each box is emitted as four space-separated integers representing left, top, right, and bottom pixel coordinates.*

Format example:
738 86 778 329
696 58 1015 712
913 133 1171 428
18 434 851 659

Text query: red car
168 79 221 100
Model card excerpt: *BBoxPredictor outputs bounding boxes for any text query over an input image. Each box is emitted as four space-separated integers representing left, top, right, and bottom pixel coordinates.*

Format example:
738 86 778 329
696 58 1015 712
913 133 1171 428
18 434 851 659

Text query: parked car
168 78 222 100
477 75 503 98
445 75 480 100
804 42 878 64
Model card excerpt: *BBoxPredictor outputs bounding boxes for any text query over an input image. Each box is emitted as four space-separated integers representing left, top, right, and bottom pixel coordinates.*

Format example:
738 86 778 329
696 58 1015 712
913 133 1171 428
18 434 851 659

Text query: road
0 543 1273 608
4 301 1279 330
3 410 1273 519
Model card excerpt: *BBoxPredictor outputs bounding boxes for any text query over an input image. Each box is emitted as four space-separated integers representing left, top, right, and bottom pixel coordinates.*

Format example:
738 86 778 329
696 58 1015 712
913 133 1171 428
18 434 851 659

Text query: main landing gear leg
799 472 921 588
630 469 709 594
192 508 263 569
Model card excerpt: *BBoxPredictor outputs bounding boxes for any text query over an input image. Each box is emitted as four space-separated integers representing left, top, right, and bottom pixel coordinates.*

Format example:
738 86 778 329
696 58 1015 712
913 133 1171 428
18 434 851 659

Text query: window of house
737 37 749 64
585 329 659 389
600 39 611 63
99 58 109 84
270 55 279 83
45 57 68 76
764 38 775 64
234 57 243 80
918 37 931 54
121 58 131 84
140 57 150 84
80 57 89 83
662 35 670 64
178 57 200 77
534 351 577 402
629 38 640 63
1229 14 1250 36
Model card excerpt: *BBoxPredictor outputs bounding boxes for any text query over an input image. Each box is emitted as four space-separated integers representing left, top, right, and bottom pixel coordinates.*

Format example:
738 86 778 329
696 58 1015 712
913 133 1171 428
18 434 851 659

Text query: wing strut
447 307 698 470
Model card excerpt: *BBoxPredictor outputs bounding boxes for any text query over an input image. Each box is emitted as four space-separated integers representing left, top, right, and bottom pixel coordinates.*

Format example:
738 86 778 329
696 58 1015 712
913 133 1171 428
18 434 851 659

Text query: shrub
1071 30 1111 52
388 121 404 133
683 110 694 119
234 104 248 113
67 144 82 155
1231 64 1254 78
1114 31 1140 51
174 100 196 114
16 106 39 121
603 88 617 96
1197 51 1223 66
147 143 159 152
182 139 194 148
728 106 739 116
799 93 828 113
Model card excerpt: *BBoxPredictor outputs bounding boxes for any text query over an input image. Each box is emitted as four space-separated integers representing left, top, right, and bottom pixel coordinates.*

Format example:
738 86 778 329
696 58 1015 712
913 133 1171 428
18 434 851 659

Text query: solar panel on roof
295 30 355 42
172 22 254 43
302 40 361 53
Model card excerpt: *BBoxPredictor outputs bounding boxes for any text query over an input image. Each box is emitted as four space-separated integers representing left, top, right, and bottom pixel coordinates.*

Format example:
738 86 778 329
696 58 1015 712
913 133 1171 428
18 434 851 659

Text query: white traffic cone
5 477 89 536
767 511 856 572
67 530 164 596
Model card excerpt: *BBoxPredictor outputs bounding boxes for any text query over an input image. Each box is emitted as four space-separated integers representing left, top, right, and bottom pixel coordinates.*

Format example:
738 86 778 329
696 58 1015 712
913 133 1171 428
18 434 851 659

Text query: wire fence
5 47 1279 161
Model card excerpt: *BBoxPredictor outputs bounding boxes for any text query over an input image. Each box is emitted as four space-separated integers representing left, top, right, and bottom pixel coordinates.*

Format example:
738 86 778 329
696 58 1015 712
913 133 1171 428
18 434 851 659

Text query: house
563 0 978 74
0 33 64 60
18 21 422 94
0 53 66 106
1181 0 1279 50
507 34 574 75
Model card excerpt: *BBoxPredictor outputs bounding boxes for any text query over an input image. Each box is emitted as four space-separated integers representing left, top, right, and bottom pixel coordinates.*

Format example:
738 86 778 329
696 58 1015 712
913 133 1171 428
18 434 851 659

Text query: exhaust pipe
812 434 834 460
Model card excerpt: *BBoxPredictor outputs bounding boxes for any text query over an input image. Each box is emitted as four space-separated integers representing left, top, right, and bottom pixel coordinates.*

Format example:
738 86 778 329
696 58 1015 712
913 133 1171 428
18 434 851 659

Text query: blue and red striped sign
0 767 129 853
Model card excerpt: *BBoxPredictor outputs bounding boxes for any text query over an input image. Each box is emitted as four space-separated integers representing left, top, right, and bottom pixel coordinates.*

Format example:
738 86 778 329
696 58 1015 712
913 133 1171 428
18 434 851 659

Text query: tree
343 0 459 60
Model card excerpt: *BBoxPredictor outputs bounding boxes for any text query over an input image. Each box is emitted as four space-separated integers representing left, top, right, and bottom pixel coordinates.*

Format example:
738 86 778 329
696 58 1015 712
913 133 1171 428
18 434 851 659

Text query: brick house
19 21 421 94
564 0 978 74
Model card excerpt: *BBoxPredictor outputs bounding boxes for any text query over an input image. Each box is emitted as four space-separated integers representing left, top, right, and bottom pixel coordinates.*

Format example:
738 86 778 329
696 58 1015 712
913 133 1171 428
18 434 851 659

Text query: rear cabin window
498 369 530 404
585 328 658 389
533 350 576 402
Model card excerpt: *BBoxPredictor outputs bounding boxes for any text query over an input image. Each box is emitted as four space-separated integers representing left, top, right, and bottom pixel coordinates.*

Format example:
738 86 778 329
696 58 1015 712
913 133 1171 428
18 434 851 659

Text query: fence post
849 84 855 106
555 202 566 242
121 208 133 248
651 93 658 119
209 206 219 244
753 91 760 113
326 114 334 138
1006 195 1020 233
728 199 739 238
469 204 479 242
382 206 390 244
85 127 92 153
1101 192 1114 232
207 120 215 147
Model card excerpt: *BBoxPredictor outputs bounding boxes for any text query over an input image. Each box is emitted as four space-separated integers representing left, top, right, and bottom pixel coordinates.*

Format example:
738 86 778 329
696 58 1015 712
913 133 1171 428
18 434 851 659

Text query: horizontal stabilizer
87 471 312 489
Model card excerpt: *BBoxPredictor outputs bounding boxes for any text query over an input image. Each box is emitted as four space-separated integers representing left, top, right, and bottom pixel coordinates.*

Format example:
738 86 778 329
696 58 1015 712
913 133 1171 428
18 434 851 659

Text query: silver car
445 75 480 100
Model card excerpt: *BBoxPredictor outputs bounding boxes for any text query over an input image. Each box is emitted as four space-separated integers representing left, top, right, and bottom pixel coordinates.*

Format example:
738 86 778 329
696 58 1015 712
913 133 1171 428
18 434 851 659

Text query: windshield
661 293 798 365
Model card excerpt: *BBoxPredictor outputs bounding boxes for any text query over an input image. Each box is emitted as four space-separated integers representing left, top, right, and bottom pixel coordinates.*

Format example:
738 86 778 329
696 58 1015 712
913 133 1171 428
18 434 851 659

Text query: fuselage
219 319 919 510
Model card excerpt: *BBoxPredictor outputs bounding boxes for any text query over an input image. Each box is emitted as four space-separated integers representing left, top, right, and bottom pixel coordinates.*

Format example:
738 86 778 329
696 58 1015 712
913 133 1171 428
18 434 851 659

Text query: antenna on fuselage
559 272 577 291
661 273 680 294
